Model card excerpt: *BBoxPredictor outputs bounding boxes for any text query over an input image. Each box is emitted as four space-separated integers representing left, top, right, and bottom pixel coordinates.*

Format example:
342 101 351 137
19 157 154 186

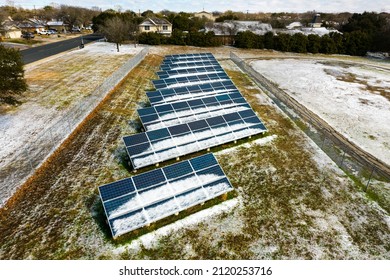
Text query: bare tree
99 17 133 52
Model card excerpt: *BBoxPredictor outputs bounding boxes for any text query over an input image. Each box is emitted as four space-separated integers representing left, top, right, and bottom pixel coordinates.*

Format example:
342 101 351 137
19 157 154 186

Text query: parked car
71 27 81 33
21 32 35 39
38 30 49 35
47 30 57 35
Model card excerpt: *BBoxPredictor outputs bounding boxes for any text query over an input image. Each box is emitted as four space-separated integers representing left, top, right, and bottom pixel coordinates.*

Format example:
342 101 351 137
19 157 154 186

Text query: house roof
18 20 45 28
286 22 302 29
47 21 65 26
205 21 272 36
312 14 322 24
1 22 21 32
195 11 213 15
140 17 171 26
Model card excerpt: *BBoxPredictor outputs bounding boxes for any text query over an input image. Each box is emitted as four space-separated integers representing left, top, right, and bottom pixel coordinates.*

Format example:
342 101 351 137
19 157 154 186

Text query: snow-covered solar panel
157 65 224 79
153 72 230 90
147 81 238 106
98 153 234 237
164 52 213 60
139 92 252 131
162 56 217 66
123 109 267 169
160 60 220 71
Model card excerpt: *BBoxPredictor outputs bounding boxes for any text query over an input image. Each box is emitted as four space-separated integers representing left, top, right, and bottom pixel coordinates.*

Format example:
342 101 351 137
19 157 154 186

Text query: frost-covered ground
1 47 389 260
0 42 143 170
251 59 390 166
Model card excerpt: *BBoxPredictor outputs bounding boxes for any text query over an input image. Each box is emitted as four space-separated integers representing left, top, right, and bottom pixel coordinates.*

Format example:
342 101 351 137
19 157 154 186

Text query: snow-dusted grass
1 48 389 260
250 59 390 166
0 42 143 170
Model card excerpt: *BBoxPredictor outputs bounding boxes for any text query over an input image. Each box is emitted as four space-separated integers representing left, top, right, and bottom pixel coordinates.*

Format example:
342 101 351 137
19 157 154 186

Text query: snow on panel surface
98 153 234 237
126 112 267 169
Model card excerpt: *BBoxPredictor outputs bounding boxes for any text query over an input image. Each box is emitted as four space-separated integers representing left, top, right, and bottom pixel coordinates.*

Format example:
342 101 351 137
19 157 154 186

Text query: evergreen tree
307 34 321 54
0 45 27 103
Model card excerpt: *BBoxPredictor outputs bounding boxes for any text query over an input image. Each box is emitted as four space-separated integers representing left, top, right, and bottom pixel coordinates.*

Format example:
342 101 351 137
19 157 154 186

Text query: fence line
0 47 149 207
230 51 390 189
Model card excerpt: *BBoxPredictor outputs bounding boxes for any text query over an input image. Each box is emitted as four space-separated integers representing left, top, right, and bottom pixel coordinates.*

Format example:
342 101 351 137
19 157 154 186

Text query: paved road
21 33 104 64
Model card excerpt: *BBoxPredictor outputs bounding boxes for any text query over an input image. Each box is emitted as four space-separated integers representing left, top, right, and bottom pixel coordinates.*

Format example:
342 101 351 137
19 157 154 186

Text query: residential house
194 11 215 21
205 21 272 45
0 17 22 39
138 17 172 36
18 18 46 33
46 21 67 33
286 22 303 30
309 14 322 28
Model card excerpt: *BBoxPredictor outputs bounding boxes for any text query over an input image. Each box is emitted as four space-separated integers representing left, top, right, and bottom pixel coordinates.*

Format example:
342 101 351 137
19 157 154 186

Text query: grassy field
0 47 389 259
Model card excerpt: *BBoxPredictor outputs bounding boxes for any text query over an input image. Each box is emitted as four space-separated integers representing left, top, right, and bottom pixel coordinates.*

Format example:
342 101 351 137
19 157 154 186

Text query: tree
264 32 274 49
99 17 133 52
274 33 291 52
168 29 186 45
320 34 337 54
235 31 262 49
290 33 308 53
0 45 27 103
307 34 321 53
92 10 117 32
138 32 165 45
215 11 239 22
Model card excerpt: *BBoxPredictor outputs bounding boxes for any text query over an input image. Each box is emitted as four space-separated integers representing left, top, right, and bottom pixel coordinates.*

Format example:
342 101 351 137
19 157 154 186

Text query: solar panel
139 92 251 131
160 60 220 71
98 153 234 237
163 55 216 63
124 109 267 169
147 81 238 106
164 53 213 61
157 65 225 79
153 72 230 90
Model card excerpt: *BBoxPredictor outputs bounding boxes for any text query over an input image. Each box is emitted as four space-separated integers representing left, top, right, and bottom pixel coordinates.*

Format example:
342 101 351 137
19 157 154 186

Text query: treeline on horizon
139 12 390 56
1 4 389 56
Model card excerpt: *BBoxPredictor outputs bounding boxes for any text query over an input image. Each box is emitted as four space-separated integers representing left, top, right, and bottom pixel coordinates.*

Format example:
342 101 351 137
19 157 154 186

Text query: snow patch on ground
74 41 144 55
113 197 240 254
215 135 277 155
251 59 390 166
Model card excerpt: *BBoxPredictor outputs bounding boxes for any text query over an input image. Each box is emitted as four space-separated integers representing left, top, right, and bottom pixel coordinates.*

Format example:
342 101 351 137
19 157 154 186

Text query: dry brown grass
0 48 389 260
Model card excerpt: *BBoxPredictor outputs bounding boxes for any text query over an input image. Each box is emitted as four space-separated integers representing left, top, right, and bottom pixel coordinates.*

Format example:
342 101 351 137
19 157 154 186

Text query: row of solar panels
99 153 233 237
124 54 266 170
147 80 238 106
98 53 265 238
157 65 224 80
164 52 213 60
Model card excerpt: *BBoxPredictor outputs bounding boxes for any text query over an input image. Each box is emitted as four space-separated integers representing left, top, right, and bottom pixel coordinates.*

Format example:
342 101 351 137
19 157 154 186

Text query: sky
5 0 390 13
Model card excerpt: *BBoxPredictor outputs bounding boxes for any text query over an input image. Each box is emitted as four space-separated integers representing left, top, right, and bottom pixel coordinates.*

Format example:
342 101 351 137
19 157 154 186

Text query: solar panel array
157 65 224 79
123 53 267 169
138 92 251 131
124 109 266 169
147 81 238 106
99 153 233 237
160 60 220 71
164 52 214 60
98 53 267 237
153 72 230 90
